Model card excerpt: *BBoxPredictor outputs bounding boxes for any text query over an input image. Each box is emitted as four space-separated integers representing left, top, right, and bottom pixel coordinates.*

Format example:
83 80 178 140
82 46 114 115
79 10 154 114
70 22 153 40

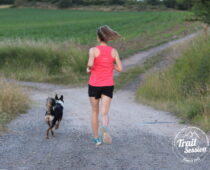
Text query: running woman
87 25 123 145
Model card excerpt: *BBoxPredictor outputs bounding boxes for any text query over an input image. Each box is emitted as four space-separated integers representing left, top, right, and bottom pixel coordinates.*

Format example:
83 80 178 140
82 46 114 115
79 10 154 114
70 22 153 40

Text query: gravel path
0 32 209 170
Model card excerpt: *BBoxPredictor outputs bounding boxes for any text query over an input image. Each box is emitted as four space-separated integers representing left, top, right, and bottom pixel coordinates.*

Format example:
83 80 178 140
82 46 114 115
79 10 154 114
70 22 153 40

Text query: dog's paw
46 136 49 139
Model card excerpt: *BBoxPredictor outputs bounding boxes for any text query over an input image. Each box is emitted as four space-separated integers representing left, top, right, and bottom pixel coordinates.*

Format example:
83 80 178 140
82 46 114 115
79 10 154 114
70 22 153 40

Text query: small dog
45 94 64 139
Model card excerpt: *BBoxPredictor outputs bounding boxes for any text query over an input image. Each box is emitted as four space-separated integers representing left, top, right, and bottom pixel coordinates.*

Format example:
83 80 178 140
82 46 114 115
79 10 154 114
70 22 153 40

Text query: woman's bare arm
87 47 95 73
112 48 123 72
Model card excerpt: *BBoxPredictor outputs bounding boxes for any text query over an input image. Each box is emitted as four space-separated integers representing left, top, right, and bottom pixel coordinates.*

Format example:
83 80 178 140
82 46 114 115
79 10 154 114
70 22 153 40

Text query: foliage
14 0 28 6
176 0 194 10
137 34 210 130
57 0 73 8
192 0 210 24
163 0 177 8
0 79 30 131
0 8 198 83
0 0 14 4
0 39 88 84
14 0 128 7
145 0 160 6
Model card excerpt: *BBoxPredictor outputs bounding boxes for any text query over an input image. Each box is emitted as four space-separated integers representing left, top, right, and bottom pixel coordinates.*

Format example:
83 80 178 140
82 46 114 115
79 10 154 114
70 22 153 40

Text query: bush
57 0 72 8
163 0 177 8
0 80 29 115
171 36 210 96
137 34 210 130
14 0 28 6
0 39 88 84
0 0 14 5
0 79 30 130
193 0 210 25
145 0 160 6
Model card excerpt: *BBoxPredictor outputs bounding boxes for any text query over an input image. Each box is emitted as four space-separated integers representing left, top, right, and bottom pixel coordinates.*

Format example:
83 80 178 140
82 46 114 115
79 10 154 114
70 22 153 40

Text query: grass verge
0 39 88 84
136 33 210 131
115 51 165 89
0 79 30 131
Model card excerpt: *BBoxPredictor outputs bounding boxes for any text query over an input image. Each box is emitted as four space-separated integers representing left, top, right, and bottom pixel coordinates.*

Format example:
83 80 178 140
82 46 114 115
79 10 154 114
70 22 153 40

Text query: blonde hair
97 25 121 42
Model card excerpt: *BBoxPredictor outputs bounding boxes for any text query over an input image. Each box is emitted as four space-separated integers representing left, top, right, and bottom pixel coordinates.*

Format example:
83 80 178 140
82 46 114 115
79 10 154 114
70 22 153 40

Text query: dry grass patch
0 5 12 8
0 79 30 131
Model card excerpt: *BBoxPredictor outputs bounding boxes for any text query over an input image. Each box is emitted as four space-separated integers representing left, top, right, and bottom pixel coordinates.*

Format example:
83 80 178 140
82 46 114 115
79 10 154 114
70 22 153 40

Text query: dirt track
0 32 209 170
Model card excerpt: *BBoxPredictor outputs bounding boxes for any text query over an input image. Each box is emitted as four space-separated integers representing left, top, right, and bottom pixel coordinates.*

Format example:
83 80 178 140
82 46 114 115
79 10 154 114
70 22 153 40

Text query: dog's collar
55 100 64 108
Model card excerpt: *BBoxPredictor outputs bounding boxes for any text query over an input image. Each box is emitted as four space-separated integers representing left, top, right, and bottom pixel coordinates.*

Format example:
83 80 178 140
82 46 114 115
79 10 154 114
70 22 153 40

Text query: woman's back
87 25 122 145
88 45 114 87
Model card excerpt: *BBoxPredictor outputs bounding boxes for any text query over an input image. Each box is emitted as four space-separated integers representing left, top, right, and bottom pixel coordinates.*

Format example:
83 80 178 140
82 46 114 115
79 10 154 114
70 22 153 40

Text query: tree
110 0 125 5
15 0 28 6
193 0 210 25
163 0 177 8
176 0 193 10
82 0 108 5
0 0 14 4
145 0 160 6
72 0 84 5
57 0 73 8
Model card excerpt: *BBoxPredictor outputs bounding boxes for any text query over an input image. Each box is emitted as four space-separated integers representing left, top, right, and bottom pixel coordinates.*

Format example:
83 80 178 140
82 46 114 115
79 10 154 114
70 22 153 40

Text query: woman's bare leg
89 97 100 138
101 94 112 144
101 94 112 127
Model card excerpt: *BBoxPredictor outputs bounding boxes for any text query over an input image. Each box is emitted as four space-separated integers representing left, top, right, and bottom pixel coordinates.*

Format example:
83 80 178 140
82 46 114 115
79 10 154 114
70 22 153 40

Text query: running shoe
92 137 102 145
101 127 112 144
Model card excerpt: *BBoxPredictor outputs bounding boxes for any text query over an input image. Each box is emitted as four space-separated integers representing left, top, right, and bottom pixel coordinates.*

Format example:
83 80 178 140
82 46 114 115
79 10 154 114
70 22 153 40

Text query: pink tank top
88 45 115 87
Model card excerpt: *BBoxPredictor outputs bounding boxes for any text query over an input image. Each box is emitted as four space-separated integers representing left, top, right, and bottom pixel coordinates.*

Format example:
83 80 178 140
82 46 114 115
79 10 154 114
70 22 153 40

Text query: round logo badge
172 126 209 163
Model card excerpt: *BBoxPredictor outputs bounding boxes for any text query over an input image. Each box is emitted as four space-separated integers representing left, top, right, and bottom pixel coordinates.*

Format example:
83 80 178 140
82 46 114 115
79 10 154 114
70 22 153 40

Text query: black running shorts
88 84 114 99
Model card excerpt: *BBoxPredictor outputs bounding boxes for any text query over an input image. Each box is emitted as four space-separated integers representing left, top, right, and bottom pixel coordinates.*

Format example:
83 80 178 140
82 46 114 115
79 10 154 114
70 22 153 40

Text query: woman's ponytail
97 25 122 42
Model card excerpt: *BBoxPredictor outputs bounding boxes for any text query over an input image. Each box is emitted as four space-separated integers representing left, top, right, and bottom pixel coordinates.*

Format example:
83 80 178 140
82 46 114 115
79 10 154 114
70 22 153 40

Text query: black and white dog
45 94 64 139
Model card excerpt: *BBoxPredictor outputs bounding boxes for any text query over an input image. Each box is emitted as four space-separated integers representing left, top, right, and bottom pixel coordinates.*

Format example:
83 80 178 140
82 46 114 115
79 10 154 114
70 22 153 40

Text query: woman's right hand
86 67 91 74
87 47 95 74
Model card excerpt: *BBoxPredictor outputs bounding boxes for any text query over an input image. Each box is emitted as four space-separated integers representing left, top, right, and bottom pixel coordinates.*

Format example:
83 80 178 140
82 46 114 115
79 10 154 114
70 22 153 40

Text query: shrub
137 34 210 130
0 79 30 130
0 39 88 84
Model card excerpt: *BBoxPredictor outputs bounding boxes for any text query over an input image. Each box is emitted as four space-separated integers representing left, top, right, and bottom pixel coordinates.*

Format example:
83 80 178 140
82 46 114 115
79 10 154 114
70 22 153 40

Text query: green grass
115 51 165 89
0 39 88 84
0 8 196 43
136 34 210 131
0 8 199 83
